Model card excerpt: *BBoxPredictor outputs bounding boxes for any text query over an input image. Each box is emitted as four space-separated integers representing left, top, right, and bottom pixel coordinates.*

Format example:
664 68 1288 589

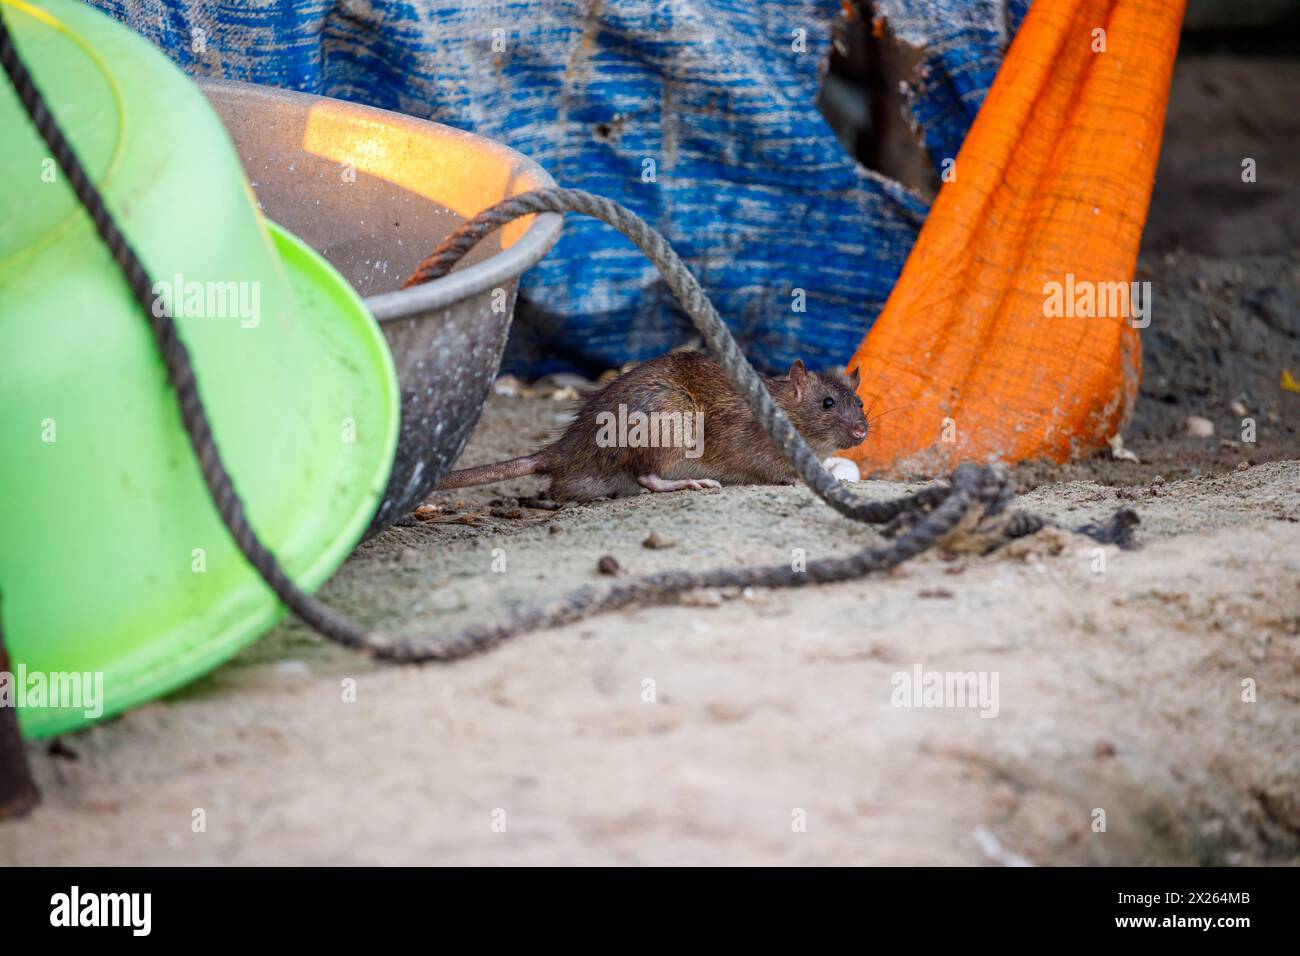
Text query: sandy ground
2 387 1296 864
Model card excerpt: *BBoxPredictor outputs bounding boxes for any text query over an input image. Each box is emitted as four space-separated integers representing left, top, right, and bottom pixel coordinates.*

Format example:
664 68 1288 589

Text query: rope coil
1 11 1137 664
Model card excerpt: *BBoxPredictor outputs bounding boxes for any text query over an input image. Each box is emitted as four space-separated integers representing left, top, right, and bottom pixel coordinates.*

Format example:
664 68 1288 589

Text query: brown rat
437 351 869 501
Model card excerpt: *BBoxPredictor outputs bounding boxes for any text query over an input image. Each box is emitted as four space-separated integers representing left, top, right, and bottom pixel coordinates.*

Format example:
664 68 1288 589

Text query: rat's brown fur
437 351 869 501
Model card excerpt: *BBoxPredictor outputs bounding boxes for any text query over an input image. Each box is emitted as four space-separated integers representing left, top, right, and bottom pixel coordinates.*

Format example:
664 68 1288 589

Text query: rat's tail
436 454 546 489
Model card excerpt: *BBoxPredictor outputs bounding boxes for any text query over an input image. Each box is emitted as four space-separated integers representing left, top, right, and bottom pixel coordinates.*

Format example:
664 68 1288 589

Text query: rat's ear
846 365 861 390
788 359 808 399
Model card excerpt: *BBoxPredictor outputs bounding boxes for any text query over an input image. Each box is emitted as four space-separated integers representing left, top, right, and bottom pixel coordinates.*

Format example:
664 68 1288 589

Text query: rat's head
779 360 869 455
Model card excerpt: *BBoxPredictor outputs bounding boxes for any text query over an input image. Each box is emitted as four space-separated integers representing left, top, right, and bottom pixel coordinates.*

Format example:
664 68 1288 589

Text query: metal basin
198 79 562 535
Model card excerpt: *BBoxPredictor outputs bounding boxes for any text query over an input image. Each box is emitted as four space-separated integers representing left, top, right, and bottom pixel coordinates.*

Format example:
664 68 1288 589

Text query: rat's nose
851 425 868 440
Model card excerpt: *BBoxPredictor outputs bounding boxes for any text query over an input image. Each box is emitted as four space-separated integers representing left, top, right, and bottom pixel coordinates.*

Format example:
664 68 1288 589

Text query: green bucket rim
14 221 400 739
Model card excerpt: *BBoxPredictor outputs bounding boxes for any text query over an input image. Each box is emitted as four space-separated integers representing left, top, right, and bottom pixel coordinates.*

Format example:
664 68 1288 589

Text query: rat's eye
822 396 835 409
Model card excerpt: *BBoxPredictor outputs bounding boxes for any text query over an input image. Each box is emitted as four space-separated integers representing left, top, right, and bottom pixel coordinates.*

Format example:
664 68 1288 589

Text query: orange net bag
846 0 1185 475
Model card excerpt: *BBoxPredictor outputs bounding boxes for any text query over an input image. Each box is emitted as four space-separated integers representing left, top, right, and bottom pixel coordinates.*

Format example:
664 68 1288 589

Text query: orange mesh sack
845 0 1185 475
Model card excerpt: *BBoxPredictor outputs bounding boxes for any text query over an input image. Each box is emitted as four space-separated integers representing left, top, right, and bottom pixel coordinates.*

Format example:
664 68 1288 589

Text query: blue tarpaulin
88 0 1029 377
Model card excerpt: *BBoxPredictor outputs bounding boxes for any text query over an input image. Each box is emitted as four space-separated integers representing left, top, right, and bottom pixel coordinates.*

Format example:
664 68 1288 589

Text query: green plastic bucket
0 0 400 737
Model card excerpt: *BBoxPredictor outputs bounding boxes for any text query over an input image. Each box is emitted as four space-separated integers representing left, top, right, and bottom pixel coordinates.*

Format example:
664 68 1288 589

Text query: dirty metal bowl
198 79 563 535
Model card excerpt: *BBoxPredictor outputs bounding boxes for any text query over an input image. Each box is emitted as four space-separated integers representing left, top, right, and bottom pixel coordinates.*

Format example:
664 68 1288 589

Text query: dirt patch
1142 56 1300 259
3 377 1296 864
4 247 1297 868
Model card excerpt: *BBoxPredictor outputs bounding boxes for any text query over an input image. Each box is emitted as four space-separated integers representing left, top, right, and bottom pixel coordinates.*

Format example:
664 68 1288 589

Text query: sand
3 384 1296 864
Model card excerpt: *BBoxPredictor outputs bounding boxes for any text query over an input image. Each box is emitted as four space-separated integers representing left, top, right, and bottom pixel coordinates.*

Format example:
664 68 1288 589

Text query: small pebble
47 739 79 761
679 588 723 607
642 531 674 549
1185 415 1215 438
596 555 621 576
492 374 522 396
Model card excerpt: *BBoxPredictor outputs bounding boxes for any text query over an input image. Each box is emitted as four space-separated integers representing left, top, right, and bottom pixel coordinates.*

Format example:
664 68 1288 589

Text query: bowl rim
195 77 564 322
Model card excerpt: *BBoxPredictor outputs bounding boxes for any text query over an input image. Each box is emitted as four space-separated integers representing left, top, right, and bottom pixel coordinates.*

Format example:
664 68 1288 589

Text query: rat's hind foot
638 474 722 493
